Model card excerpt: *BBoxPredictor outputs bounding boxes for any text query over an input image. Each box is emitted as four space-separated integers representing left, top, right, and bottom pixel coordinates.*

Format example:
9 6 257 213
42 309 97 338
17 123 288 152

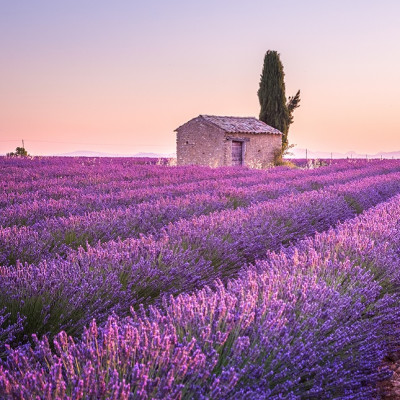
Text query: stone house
175 115 282 167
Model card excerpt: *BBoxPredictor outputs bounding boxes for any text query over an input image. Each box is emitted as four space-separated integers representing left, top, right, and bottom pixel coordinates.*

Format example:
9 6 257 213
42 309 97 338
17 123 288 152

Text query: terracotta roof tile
200 115 282 135
174 115 283 135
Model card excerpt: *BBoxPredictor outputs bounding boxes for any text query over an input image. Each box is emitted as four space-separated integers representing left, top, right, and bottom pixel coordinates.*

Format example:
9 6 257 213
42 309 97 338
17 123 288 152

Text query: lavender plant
1 168 400 350
2 161 400 267
1 157 400 398
2 194 400 397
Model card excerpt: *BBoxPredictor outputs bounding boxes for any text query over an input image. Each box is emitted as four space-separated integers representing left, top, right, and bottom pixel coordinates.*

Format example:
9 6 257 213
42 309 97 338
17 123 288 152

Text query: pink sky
1 1 399 156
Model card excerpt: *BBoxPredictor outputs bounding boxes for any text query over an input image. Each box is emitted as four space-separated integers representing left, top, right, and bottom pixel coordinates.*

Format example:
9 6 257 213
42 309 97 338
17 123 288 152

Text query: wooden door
231 141 243 166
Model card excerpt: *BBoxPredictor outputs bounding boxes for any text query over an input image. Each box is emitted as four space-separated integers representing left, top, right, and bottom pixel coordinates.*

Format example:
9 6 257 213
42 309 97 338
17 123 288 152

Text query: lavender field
1 157 400 399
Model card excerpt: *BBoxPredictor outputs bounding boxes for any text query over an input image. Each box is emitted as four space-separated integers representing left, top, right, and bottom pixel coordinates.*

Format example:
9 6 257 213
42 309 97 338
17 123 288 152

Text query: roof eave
224 131 282 135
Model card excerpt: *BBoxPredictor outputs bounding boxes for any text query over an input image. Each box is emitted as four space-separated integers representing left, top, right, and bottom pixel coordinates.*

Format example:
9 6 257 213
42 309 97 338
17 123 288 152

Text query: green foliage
7 146 29 157
287 90 301 125
258 51 289 141
273 143 296 168
258 50 300 149
226 195 249 209
343 195 364 214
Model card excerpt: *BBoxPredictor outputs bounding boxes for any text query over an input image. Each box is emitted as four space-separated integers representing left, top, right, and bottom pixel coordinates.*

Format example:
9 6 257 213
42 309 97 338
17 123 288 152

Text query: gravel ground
378 352 400 399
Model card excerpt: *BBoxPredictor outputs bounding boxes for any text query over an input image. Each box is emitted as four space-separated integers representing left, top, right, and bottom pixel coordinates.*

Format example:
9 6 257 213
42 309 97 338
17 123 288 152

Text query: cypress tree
257 50 300 150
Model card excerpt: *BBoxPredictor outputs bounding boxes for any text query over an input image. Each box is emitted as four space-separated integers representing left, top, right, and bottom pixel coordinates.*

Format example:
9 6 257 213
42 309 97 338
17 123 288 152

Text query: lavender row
0 155 361 185
0 158 255 200
4 165 400 267
2 194 400 398
1 171 400 352
0 171 290 222
0 172 299 227
3 158 399 229
0 166 286 208
2 154 312 195
0 158 381 208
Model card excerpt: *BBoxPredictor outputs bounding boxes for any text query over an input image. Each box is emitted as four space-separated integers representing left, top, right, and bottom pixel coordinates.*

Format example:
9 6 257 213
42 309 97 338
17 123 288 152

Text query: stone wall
176 118 282 167
176 117 225 166
223 133 282 167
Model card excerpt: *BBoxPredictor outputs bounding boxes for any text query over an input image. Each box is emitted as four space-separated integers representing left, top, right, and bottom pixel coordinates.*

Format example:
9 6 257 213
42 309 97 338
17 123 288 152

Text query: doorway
231 141 243 166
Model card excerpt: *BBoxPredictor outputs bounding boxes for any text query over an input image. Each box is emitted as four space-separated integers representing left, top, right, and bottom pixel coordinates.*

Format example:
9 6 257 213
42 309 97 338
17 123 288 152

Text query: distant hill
2 148 399 159
56 149 400 159
54 150 176 158
287 148 400 159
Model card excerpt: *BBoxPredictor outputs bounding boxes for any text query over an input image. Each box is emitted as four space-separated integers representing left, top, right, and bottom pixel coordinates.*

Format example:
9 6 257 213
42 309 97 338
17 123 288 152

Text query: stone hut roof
175 115 282 135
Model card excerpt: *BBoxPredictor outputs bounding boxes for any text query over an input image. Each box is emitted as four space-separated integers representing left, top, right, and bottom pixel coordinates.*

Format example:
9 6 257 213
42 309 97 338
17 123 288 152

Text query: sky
0 0 399 156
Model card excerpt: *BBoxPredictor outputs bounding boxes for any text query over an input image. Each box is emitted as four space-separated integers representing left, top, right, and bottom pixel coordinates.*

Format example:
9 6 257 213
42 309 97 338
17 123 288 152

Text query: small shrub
274 143 296 168
6 146 29 157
